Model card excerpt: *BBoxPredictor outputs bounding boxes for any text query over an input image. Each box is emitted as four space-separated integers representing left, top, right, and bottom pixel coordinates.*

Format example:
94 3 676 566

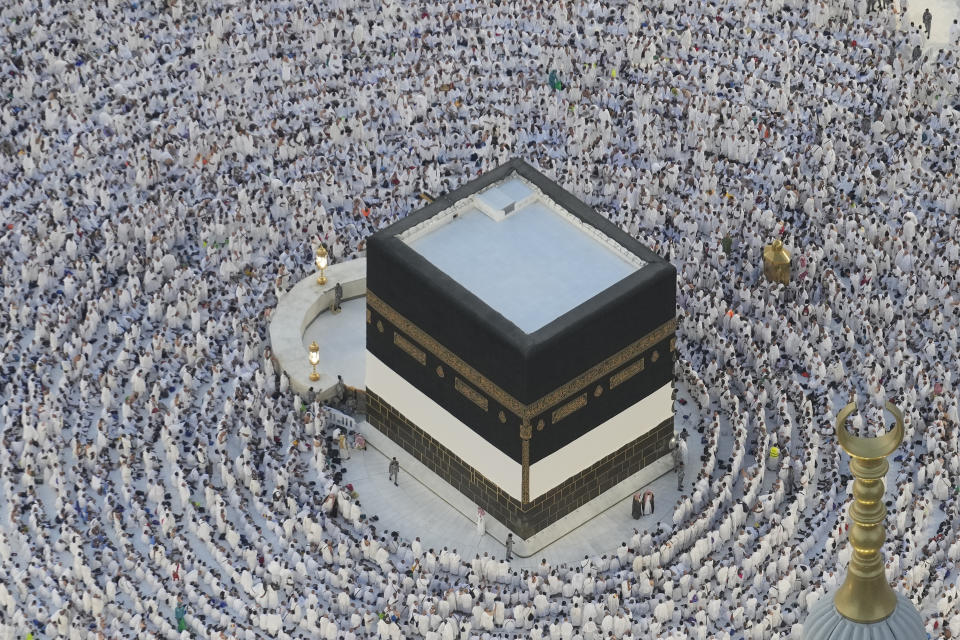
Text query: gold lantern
315 246 329 285
308 341 320 381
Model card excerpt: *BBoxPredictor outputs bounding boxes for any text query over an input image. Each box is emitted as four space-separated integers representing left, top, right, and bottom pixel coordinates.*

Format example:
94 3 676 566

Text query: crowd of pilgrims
1 0 960 636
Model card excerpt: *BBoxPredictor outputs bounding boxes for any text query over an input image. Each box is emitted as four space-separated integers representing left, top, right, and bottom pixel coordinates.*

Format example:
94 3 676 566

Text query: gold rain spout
832 400 904 624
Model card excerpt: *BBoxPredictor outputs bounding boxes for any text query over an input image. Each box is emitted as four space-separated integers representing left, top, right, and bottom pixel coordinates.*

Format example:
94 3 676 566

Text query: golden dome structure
762 238 791 285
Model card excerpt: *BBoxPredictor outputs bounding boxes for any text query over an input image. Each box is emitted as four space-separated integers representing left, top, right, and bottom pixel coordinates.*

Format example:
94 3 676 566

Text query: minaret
803 400 925 639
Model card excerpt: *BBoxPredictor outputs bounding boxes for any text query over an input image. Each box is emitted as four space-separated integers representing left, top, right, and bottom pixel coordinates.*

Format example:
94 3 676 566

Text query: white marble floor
302 297 367 389
904 0 960 46
337 385 703 569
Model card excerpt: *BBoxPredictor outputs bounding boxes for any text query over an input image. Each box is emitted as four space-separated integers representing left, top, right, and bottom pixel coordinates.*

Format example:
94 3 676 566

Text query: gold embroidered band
393 332 426 365
609 357 645 390
551 393 587 424
455 377 488 412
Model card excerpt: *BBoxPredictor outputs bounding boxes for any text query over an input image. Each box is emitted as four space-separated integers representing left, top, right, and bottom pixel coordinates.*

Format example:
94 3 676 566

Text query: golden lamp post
762 238 791 285
833 400 903 623
308 341 321 381
315 246 329 285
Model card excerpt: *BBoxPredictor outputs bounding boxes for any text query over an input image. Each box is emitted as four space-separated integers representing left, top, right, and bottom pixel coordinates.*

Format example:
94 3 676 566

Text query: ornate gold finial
833 400 904 623
762 238 791 284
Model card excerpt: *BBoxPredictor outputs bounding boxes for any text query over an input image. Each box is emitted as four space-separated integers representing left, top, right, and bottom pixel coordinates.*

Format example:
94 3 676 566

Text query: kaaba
365 159 676 539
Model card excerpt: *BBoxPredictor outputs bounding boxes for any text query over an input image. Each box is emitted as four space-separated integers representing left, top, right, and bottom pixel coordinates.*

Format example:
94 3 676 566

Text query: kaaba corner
364 159 677 540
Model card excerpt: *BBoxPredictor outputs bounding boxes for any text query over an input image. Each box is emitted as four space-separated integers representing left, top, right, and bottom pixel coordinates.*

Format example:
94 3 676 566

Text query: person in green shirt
548 70 562 90
175 600 187 632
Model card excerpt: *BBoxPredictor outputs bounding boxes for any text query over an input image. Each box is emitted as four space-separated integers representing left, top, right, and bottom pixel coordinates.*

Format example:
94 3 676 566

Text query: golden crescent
836 400 904 461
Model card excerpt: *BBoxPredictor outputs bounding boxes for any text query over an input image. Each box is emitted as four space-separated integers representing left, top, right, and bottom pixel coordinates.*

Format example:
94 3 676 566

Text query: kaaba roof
367 159 676 411
400 172 646 334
